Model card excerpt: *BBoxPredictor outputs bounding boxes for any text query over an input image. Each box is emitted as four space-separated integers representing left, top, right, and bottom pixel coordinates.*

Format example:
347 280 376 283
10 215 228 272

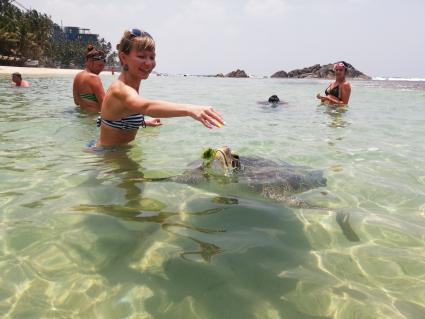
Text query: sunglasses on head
334 62 346 70
91 56 106 62
130 28 153 39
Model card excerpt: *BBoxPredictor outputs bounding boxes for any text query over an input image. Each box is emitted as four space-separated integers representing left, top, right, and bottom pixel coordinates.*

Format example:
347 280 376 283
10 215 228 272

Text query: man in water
268 95 280 103
11 73 29 87
257 95 286 107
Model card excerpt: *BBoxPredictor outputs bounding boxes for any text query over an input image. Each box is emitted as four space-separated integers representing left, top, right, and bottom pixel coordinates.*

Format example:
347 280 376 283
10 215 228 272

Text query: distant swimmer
268 95 280 103
257 95 287 107
316 62 351 106
11 73 29 87
73 44 106 113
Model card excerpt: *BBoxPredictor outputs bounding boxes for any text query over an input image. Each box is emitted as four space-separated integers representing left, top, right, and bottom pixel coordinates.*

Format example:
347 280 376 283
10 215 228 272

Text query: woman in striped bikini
73 44 107 113
96 29 224 147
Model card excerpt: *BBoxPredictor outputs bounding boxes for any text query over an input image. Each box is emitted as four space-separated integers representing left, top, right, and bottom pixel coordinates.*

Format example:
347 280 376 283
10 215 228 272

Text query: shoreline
1 66 423 81
0 66 83 75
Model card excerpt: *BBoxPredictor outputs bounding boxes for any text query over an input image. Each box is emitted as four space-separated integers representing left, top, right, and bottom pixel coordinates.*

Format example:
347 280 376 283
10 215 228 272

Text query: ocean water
0 73 424 319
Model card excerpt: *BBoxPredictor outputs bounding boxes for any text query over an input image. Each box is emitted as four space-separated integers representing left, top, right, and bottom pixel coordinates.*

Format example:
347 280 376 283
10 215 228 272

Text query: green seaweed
202 148 216 160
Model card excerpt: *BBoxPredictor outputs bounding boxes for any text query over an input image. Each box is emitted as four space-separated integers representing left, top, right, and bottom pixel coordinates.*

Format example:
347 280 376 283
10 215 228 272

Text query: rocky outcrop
271 62 370 79
270 70 288 78
288 64 321 78
215 73 224 77
225 69 249 78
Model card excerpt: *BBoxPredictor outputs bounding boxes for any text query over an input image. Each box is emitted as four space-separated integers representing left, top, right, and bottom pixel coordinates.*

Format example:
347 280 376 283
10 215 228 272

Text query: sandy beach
0 65 82 75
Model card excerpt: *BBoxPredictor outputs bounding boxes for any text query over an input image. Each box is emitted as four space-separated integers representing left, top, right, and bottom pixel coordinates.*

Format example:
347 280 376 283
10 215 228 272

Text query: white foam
373 77 425 81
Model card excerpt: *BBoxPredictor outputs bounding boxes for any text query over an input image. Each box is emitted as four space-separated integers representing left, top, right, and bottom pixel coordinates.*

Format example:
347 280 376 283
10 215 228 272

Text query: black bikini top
325 84 340 99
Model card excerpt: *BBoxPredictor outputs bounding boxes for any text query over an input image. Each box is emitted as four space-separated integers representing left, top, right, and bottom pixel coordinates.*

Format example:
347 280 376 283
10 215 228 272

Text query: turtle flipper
282 196 320 209
261 186 317 208
168 174 206 184
336 211 360 242
261 186 360 242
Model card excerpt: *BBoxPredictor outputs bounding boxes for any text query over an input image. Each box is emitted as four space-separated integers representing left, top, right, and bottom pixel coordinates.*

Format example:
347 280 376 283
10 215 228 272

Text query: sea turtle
167 146 326 208
165 146 359 242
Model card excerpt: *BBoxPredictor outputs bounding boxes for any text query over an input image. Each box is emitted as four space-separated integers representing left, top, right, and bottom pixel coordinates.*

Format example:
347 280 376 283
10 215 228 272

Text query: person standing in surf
316 62 351 106
96 28 224 147
73 45 106 113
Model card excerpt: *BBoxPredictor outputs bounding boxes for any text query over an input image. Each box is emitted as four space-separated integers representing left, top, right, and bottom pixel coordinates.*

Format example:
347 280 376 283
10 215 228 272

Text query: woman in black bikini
316 62 351 106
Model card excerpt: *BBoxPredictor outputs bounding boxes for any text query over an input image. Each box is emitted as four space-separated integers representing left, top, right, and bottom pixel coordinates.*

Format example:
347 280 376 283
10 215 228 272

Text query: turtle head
202 146 241 176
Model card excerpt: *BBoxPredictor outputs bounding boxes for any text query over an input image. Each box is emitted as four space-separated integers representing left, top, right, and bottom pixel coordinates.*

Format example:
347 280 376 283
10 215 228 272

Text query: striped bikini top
80 93 98 102
97 114 146 130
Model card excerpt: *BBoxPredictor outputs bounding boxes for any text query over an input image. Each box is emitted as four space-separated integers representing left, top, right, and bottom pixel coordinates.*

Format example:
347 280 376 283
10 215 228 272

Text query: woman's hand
316 93 327 103
189 106 225 129
145 118 162 126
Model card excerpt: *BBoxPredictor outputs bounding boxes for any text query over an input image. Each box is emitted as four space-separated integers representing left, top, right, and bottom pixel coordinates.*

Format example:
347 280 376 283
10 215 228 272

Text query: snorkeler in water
257 95 287 107
268 95 280 103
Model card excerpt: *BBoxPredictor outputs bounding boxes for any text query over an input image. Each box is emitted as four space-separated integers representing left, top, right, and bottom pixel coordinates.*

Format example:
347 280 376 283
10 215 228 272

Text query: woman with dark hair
95 28 224 147
72 45 106 112
316 62 351 106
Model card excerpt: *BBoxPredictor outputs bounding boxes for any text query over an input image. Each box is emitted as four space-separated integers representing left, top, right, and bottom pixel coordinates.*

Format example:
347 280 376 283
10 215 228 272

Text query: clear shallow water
0 74 424 318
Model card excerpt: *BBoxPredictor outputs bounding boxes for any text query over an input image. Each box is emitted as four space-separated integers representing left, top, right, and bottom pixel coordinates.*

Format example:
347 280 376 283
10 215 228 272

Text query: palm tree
0 0 20 56
1 0 112 67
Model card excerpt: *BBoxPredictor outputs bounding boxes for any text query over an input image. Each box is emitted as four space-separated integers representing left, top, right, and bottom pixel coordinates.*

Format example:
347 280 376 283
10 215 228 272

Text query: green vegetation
0 0 115 67
202 148 217 164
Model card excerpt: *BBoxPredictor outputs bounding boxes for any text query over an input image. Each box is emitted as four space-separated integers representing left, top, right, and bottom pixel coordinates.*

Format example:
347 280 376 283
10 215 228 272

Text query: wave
248 74 268 79
373 77 425 82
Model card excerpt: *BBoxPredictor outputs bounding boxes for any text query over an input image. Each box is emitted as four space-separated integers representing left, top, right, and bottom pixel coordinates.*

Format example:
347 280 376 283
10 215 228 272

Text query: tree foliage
0 0 115 67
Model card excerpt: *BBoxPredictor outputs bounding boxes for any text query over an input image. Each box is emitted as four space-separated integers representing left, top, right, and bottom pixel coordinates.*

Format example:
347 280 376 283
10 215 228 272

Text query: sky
17 0 425 77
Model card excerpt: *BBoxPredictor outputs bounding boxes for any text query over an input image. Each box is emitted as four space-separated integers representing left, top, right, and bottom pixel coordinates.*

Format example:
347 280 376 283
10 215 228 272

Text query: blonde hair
117 30 156 56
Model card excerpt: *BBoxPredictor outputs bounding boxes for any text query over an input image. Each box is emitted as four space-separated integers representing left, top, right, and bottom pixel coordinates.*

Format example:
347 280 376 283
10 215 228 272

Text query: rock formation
225 69 249 78
271 62 370 79
270 70 288 78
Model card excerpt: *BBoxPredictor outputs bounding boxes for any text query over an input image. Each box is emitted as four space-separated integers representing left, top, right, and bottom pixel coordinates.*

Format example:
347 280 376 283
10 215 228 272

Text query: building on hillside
53 25 99 43
78 28 98 43
52 24 64 41
63 27 80 41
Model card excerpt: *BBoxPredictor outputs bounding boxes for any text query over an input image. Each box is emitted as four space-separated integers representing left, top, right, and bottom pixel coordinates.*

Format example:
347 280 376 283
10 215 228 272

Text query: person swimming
316 62 351 106
268 95 280 103
11 72 29 87
257 95 286 107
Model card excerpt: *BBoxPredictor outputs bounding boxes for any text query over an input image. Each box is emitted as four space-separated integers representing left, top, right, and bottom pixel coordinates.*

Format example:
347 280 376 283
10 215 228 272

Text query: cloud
17 0 425 76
